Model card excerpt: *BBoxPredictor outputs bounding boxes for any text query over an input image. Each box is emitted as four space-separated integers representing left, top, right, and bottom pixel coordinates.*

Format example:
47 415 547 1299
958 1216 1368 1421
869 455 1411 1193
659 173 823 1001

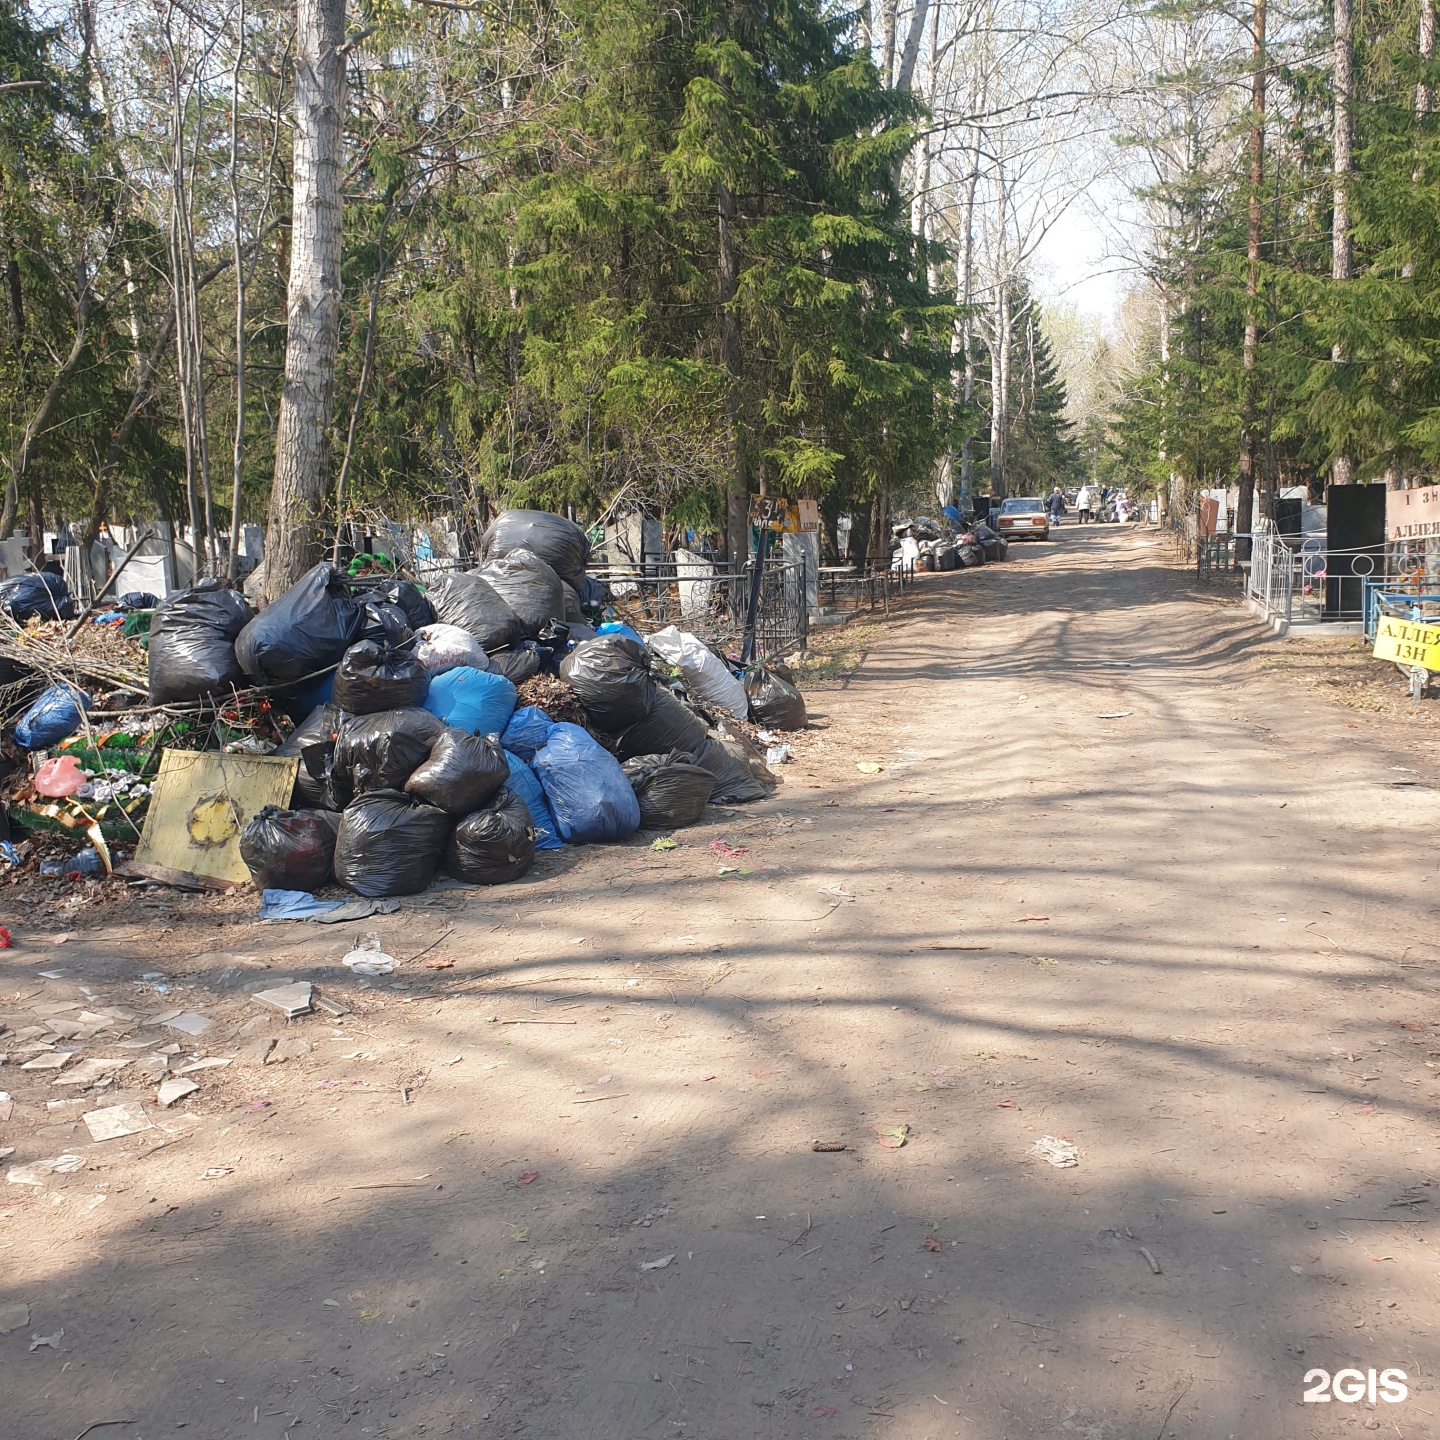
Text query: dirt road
4 524 1439 1439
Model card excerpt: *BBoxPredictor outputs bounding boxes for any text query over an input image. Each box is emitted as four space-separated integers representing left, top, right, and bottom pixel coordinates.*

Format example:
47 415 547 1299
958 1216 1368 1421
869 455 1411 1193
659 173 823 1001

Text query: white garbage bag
646 625 748 720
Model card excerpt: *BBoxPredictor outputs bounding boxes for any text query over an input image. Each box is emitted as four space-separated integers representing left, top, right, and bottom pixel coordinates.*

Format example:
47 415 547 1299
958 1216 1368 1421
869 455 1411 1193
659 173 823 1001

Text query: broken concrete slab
0 1302 29 1334
253 982 313 1018
235 1038 276 1066
20 1052 74 1072
0 1091 11 1122
173 1057 231 1075
156 1077 199 1108
52 1057 131 1089
163 1013 213 1037
81 1101 153 1142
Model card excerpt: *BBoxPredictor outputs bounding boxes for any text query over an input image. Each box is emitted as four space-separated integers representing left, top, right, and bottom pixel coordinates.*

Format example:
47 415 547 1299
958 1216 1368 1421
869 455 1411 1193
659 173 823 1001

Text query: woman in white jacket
1075 485 1095 524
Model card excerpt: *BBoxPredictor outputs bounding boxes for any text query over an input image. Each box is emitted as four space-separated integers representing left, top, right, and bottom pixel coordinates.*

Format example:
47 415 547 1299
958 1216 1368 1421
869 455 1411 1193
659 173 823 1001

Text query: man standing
1076 484 1095 524
1047 487 1066 526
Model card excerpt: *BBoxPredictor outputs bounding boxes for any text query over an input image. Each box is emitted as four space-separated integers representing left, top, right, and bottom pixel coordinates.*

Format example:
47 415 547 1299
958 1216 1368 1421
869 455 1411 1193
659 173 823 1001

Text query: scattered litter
423 957 455 970
1017 915 1050 922
874 1124 909 1150
639 1254 675 1271
253 981 314 1017
820 883 856 904
258 889 345 921
709 839 748 859
28 1327 63 1352
923 1236 943 1252
36 970 68 980
341 932 397 977
811 1140 846 1152
1139 1246 1162 1274
519 1170 539 1185
164 1013 213 1037
0 1302 30 1333
199 1167 234 1179
650 837 677 852
765 744 794 766
856 762 883 774
82 1102 153 1142
314 995 350 1017
809 1406 838 1419
1096 711 1133 719
1029 1135 1079 1168
156 1078 200 1107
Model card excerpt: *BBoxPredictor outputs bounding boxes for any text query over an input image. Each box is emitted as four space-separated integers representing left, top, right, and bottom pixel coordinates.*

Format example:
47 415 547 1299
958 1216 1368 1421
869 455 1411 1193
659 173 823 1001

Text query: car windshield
1000 498 1044 514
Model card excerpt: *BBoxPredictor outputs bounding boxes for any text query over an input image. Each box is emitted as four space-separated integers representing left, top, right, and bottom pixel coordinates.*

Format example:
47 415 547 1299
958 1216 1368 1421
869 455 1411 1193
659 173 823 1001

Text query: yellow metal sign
1373 615 1440 672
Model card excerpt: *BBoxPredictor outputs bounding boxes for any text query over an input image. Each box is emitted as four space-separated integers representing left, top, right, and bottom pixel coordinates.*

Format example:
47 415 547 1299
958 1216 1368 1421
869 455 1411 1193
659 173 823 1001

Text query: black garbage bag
239 806 341 891
480 509 590 591
957 540 985 567
489 642 545 685
333 789 451 897
426 570 526 651
361 600 413 648
559 635 655 731
405 727 509 815
275 702 345 809
444 789 537 885
332 640 429 715
561 581 583 622
745 662 807 730
622 750 715 828
146 579 253 704
579 575 608 609
693 728 776 803
0 570 72 622
118 591 158 611
476 547 566 635
380 579 436 631
331 707 443 806
612 689 707 760
235 562 365 683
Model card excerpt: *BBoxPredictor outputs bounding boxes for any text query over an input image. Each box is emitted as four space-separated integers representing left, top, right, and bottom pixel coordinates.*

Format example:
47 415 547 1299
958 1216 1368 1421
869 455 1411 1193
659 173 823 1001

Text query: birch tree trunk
264 0 347 599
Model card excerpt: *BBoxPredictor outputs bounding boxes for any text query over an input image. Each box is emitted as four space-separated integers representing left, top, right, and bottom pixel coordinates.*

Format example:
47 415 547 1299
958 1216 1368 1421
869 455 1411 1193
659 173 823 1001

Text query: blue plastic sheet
258 888 345 920
423 666 517 736
501 705 554 761
503 750 563 850
532 722 640 844
14 683 90 749
596 621 643 644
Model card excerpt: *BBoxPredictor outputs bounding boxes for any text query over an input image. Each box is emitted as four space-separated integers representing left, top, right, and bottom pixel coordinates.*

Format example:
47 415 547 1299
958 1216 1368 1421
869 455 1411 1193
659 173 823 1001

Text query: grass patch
795 617 886 683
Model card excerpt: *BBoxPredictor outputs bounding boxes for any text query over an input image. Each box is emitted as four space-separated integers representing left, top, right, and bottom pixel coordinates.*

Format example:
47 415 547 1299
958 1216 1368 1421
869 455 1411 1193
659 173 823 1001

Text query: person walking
1076 484 1095 524
1047 486 1066 526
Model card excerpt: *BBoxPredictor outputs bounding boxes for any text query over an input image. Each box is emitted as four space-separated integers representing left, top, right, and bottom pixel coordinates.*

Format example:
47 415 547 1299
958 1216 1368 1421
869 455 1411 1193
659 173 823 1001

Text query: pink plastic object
34 755 86 797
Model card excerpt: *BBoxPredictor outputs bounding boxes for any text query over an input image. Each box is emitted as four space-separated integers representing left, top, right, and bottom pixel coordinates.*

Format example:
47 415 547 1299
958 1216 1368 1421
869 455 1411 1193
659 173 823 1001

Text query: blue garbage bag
501 705 554 761
532 722 640 844
14 683 90 749
503 750 563 850
596 621 643 645
423 666 517 736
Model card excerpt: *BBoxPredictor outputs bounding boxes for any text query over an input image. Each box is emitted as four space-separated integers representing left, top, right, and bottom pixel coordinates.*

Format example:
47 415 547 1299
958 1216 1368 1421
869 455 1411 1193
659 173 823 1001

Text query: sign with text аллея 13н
1373 614 1440 672
1386 485 1440 541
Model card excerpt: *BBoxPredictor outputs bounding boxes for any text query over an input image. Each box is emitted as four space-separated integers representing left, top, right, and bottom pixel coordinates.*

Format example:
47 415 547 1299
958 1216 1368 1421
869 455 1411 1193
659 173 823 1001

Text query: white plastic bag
413 623 491 676
342 930 398 976
646 626 748 720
